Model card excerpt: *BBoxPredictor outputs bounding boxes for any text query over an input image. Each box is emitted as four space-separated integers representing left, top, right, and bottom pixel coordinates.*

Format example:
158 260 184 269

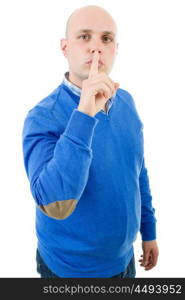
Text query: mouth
86 60 104 67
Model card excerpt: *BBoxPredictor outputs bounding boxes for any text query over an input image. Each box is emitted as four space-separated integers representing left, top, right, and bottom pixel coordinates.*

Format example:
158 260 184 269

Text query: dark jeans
36 248 136 278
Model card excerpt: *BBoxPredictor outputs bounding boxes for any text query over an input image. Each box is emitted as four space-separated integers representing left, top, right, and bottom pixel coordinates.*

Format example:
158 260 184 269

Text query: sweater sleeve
22 108 99 219
139 158 157 241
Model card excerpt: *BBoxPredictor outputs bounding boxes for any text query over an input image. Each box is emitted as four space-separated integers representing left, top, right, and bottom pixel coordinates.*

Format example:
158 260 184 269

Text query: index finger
88 51 99 78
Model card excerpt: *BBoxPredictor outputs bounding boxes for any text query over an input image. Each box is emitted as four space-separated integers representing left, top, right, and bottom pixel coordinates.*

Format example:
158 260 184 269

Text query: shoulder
30 84 62 114
115 88 143 127
24 82 66 122
23 85 65 136
115 88 139 113
116 88 135 106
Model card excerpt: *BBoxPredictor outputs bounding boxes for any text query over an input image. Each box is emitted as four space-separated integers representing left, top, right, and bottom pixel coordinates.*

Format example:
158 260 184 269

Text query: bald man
22 5 159 278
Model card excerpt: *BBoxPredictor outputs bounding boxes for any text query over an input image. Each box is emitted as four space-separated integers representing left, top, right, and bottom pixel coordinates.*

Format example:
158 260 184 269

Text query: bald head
61 5 118 87
65 5 117 39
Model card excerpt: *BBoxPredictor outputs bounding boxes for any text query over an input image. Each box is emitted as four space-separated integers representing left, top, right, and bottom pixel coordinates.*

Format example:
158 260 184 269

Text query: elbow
38 199 78 220
31 177 79 220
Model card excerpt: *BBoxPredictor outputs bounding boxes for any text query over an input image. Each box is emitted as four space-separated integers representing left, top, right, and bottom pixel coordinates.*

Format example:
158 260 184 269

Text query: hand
77 51 119 116
139 240 159 271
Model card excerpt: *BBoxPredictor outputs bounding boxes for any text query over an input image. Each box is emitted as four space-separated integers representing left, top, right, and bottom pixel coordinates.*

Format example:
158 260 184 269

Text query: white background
0 0 185 277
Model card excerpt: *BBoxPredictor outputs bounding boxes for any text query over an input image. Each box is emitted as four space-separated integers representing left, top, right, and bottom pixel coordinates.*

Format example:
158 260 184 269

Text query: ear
60 38 68 57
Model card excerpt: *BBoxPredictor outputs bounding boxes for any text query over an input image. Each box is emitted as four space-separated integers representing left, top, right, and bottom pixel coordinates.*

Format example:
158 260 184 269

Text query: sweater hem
37 245 134 278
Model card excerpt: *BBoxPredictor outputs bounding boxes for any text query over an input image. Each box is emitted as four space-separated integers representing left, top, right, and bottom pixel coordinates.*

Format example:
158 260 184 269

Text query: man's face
61 8 118 86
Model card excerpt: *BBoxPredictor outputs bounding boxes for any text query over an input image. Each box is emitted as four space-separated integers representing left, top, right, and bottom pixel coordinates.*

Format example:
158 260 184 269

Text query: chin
78 71 89 80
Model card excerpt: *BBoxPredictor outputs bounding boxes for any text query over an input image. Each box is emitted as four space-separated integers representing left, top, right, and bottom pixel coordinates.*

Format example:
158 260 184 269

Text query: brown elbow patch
39 199 77 220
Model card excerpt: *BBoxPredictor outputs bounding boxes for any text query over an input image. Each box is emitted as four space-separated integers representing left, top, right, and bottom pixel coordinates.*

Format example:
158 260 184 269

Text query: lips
86 59 103 65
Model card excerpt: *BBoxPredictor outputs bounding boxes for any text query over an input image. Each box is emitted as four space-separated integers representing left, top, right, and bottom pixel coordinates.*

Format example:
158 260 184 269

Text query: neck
68 72 83 89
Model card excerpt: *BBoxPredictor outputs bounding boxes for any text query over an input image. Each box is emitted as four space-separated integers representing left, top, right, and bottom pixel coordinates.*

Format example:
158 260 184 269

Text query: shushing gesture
78 51 119 117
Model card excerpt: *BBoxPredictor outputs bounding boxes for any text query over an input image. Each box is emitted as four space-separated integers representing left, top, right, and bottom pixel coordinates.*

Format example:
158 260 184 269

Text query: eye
102 35 113 43
78 34 91 41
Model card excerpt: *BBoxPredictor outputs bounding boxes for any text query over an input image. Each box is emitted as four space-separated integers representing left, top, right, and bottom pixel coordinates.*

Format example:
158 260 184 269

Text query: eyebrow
76 29 115 36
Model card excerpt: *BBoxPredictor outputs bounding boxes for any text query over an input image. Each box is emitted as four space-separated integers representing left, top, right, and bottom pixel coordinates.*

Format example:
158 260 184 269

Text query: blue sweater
22 82 157 278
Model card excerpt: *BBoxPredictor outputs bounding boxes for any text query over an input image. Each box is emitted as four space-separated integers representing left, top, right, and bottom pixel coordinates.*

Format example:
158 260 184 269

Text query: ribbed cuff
64 109 99 148
140 221 157 241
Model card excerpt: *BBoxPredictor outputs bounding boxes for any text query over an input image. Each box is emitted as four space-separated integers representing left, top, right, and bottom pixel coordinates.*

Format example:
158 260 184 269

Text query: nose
90 49 102 54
